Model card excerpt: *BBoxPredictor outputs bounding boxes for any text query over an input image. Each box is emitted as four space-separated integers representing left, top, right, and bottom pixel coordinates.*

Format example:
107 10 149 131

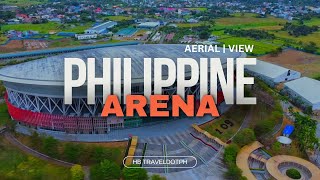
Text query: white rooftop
285 77 320 104
245 60 290 79
138 22 160 27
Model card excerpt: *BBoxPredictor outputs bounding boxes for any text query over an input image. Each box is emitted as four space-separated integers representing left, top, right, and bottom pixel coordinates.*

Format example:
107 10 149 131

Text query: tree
303 41 318 53
223 144 239 166
122 165 148 180
151 174 166 180
16 156 42 179
71 165 85 180
270 47 283 57
233 128 256 147
293 113 319 151
199 31 210 39
254 119 275 137
90 160 121 180
63 143 84 163
286 168 301 179
225 165 245 180
41 136 59 158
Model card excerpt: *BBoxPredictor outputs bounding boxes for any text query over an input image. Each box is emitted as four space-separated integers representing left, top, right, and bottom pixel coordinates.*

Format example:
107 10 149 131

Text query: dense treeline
283 22 319 37
225 29 275 40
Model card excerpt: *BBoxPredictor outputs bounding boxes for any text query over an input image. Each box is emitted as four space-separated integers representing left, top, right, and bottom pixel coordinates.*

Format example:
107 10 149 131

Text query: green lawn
1 22 60 34
201 105 250 142
0 0 47 6
176 22 208 28
186 7 208 11
0 103 9 127
211 13 320 55
105 15 133 21
218 36 281 55
64 23 94 33
1 22 94 34
215 13 286 30
0 136 71 180
294 17 320 27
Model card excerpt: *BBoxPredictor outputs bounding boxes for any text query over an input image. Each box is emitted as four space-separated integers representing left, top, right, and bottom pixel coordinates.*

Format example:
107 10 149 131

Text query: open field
105 15 133 21
200 105 250 142
186 7 208 11
1 22 60 34
295 17 320 27
212 13 320 55
218 36 281 55
0 136 71 179
0 0 47 6
214 13 286 30
258 49 320 78
176 22 207 28
272 31 320 52
1 22 94 34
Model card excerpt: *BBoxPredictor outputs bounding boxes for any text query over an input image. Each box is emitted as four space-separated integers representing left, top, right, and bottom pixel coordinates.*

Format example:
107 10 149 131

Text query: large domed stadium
0 44 245 135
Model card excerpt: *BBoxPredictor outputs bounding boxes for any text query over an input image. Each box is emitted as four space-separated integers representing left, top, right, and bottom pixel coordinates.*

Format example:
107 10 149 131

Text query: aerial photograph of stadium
0 0 320 180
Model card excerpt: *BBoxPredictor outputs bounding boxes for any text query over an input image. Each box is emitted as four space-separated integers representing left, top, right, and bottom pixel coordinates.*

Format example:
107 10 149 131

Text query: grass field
218 36 281 55
186 7 208 11
0 0 47 6
214 13 286 30
200 105 250 142
1 22 60 34
105 15 133 21
1 22 94 34
176 22 207 28
212 13 320 55
0 136 71 179
0 103 9 127
295 17 320 27
272 31 320 48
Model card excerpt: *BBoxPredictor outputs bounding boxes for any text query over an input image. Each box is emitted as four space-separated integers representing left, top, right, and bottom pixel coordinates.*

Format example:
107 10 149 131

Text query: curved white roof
0 44 245 86
245 60 291 79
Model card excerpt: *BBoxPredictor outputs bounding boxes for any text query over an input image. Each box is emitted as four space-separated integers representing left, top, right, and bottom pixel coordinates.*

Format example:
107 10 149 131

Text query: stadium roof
0 44 246 86
284 77 320 104
245 60 290 79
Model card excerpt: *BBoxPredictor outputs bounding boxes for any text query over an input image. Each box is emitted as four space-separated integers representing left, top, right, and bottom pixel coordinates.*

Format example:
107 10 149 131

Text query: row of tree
283 22 318 37
29 132 122 165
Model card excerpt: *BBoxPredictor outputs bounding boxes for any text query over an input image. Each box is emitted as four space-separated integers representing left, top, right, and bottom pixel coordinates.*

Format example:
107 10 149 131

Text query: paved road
3 131 90 180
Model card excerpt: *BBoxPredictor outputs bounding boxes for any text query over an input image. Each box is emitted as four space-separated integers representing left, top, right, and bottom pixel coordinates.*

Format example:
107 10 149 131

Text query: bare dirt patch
258 49 320 77
0 40 24 53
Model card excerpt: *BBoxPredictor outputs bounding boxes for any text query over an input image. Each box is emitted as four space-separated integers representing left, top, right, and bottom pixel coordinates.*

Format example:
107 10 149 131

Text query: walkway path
3 131 90 180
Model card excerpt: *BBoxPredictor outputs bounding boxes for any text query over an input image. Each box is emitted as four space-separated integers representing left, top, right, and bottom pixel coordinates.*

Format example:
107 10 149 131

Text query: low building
245 60 301 87
57 32 76 37
283 77 320 111
137 22 160 29
85 21 117 34
75 34 97 40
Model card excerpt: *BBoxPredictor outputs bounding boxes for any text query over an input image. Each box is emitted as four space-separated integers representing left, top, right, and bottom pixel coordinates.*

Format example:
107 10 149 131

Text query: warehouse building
85 21 117 34
137 22 160 29
245 60 301 87
283 77 320 111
